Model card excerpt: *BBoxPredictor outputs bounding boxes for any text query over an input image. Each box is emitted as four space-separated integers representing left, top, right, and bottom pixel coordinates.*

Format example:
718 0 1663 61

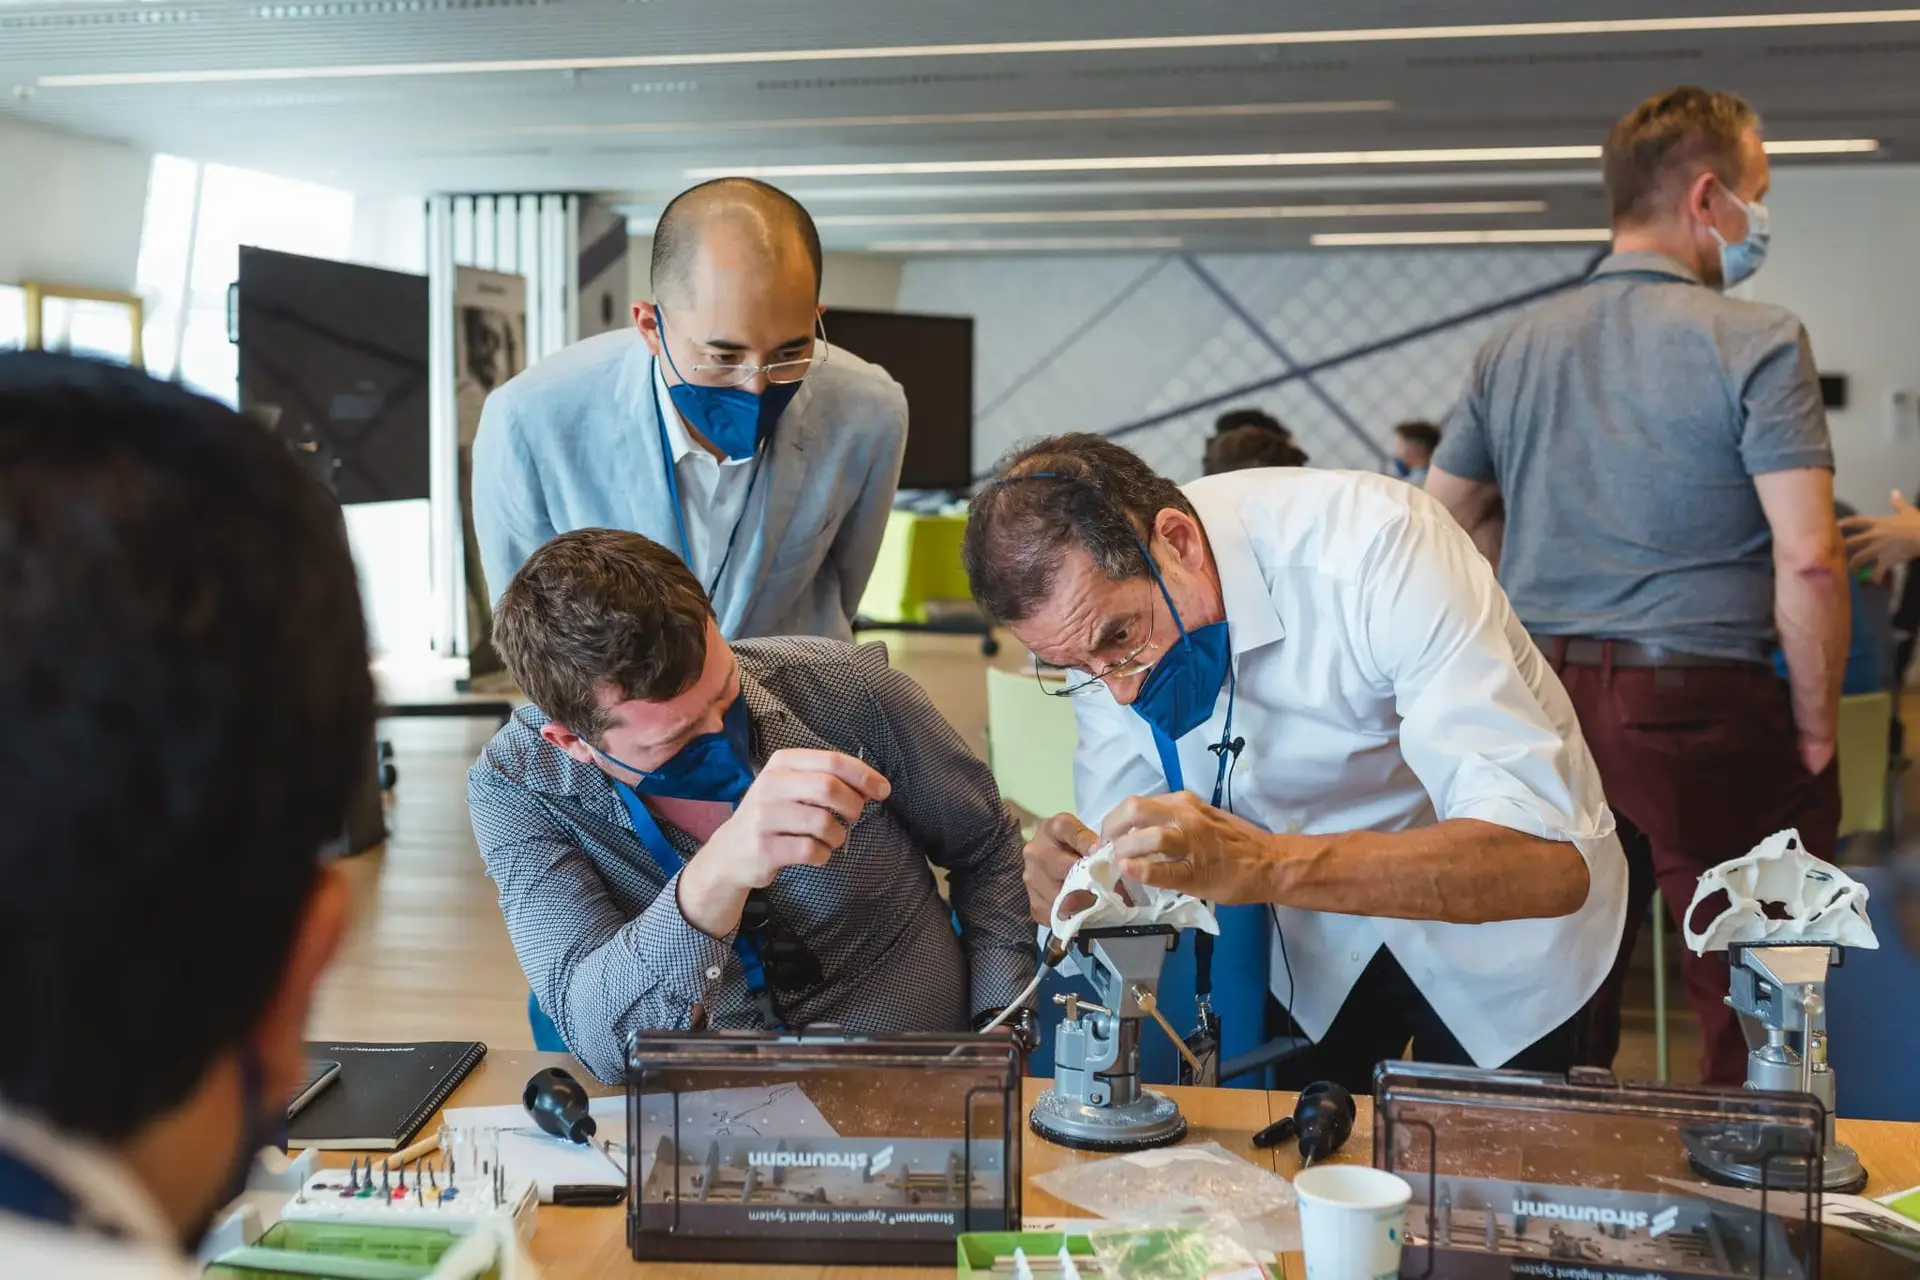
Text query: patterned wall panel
896 247 1596 482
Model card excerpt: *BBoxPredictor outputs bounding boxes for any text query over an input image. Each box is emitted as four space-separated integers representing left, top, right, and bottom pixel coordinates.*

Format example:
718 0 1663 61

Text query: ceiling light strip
865 236 1185 252
1312 228 1613 246
688 138 1877 180
809 200 1548 228
37 9 1920 87
506 100 1396 139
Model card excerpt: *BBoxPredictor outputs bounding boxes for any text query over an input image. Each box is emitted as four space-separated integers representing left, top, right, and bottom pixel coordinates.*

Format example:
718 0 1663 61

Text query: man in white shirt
962 435 1627 1092
473 177 908 640
0 355 375 1276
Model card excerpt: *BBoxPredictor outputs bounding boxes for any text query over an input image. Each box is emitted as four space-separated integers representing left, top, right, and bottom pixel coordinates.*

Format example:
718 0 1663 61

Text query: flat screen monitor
236 246 429 504
822 307 974 492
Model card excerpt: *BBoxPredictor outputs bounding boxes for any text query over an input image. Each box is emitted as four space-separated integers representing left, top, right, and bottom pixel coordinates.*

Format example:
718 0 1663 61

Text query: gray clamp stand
1029 925 1189 1153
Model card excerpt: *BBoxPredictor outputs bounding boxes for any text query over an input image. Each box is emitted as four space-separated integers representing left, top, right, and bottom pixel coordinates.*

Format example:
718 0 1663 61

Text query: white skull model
1684 828 1878 955
1048 843 1220 946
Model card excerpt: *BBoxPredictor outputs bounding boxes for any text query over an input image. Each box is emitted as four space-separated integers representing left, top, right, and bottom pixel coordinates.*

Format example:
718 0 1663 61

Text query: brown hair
1393 420 1441 454
1204 425 1311 474
964 433 1196 625
1602 87 1761 226
492 528 712 740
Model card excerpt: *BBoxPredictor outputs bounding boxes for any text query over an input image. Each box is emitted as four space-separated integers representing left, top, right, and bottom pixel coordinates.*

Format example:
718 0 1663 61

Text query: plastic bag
1087 1209 1268 1280
1032 1141 1300 1254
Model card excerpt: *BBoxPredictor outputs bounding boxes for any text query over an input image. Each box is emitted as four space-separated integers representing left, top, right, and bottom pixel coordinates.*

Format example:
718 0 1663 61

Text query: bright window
134 155 355 404
133 155 434 657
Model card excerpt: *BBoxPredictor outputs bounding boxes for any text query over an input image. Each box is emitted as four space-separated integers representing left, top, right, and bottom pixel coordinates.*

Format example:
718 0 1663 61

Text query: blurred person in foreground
0 354 375 1276
1426 86 1848 1084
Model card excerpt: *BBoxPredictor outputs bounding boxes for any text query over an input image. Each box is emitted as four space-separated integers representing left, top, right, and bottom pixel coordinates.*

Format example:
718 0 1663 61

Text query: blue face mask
1390 458 1412 479
1710 182 1771 290
1130 543 1232 742
593 693 755 804
655 305 803 461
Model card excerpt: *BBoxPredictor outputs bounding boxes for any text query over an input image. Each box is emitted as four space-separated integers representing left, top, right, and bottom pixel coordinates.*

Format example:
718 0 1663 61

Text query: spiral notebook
286 1040 487 1151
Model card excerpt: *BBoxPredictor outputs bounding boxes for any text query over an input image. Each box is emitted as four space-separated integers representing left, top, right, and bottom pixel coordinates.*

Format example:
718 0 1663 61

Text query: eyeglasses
1034 592 1161 698
741 891 825 993
683 314 832 389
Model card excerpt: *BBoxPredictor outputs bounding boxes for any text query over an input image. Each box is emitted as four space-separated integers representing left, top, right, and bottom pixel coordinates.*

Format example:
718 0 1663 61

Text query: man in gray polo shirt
1427 86 1848 1085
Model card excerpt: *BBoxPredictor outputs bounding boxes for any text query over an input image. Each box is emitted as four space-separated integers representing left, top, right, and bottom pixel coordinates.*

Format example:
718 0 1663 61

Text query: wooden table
338 1052 1920 1279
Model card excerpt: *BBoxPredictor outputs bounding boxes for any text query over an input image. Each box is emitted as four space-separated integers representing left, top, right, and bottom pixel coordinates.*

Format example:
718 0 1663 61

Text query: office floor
309 631 1916 1085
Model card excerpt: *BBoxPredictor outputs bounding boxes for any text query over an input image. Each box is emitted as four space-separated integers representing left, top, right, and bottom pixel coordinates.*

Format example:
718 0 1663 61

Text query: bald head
650 178 823 307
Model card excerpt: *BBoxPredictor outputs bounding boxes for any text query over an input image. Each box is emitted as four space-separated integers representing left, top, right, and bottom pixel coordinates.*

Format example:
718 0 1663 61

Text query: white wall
348 196 427 275
1745 164 1920 516
628 237 903 311
895 247 1598 479
0 117 150 292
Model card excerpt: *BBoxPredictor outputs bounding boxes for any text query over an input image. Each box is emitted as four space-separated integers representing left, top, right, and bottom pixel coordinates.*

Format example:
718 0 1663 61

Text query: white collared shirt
1071 468 1628 1068
0 1101 198 1280
654 360 756 591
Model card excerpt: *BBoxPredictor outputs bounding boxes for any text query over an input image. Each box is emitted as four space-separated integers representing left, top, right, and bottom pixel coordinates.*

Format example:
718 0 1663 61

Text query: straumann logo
1512 1200 1651 1232
747 1146 894 1175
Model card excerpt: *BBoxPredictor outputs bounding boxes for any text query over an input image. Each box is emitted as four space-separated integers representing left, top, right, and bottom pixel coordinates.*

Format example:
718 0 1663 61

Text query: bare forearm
677 853 750 938
1469 511 1505 571
1262 819 1590 923
1775 549 1849 747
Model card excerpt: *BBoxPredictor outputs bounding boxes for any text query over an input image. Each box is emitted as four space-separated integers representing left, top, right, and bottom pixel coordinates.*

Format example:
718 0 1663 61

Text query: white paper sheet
442 1084 835 1202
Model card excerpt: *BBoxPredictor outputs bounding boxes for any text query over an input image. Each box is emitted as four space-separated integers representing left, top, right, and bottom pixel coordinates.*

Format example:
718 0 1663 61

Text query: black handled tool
524 1067 628 1183
1251 1080 1355 1167
524 1067 599 1145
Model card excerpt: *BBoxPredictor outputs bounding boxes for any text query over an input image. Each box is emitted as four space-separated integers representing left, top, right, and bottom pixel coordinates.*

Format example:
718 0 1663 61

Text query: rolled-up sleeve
467 759 735 1083
1359 498 1615 862
853 643 1035 1017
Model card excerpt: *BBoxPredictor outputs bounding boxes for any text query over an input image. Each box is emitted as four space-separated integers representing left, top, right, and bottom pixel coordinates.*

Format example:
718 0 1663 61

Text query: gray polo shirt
1435 251 1832 663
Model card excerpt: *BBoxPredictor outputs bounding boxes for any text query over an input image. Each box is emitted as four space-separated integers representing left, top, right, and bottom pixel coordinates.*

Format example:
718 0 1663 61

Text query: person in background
1214 407 1296 445
1426 86 1849 1085
1843 489 1920 697
1204 424 1311 474
469 529 1033 1082
1390 421 1441 484
0 354 375 1276
966 435 1625 1096
473 177 908 641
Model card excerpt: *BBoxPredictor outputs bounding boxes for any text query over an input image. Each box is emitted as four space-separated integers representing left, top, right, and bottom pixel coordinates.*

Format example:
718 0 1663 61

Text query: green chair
1836 690 1894 839
982 666 1078 826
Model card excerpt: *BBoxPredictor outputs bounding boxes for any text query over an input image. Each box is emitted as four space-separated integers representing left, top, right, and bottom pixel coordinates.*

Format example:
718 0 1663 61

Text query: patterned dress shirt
468 636 1034 1082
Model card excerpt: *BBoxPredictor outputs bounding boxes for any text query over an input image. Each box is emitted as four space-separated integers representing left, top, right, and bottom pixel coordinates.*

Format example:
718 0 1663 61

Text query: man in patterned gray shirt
469 528 1034 1081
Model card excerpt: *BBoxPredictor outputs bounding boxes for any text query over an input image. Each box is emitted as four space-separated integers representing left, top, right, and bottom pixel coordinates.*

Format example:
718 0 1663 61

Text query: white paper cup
1293 1165 1413 1280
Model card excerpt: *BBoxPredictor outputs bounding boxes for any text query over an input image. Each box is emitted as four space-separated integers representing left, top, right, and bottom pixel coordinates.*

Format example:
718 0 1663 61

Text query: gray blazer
472 329 908 640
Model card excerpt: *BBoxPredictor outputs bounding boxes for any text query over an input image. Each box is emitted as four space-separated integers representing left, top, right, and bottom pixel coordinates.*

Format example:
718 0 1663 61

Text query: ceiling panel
1 0 1915 251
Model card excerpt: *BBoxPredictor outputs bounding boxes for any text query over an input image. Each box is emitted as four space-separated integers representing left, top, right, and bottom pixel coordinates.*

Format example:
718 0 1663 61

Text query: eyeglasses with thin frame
1033 588 1162 697
679 313 831 388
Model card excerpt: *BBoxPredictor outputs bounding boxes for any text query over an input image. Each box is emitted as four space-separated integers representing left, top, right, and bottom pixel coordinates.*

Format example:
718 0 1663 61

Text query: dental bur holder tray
1374 1062 1826 1279
626 1026 1023 1266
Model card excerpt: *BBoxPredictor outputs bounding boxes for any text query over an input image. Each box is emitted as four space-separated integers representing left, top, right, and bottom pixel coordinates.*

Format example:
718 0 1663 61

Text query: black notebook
286 1040 487 1151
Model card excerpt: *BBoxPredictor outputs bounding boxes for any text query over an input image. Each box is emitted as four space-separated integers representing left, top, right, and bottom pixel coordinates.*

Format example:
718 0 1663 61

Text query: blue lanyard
651 383 765 599
1147 662 1238 808
612 782 786 1030
1146 664 1237 1004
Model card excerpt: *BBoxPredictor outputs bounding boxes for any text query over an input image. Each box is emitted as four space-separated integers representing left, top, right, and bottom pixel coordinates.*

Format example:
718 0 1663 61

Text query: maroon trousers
1548 643 1841 1085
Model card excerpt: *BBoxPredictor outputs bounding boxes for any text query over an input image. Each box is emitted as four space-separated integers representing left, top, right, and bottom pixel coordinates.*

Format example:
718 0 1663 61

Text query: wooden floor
310 631 1912 1085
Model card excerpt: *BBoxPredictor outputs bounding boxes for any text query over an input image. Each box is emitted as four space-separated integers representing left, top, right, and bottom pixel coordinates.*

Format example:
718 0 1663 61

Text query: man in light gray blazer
472 178 908 641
